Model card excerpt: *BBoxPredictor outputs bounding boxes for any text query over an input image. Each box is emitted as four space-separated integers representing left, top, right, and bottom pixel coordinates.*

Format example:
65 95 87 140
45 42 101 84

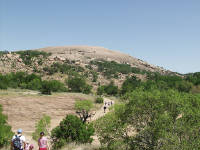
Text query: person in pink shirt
38 132 48 150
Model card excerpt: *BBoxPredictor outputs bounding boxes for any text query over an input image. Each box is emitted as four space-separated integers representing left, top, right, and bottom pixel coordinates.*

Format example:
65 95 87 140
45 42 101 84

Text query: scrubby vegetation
66 76 91 94
51 115 95 149
0 104 14 148
90 60 146 79
40 80 67 95
0 72 66 95
0 51 9 56
95 89 200 150
15 50 51 65
43 62 84 75
1 56 200 150
97 81 118 96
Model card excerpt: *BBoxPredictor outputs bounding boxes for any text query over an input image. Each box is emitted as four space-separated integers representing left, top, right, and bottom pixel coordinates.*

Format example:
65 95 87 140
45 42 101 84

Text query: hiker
111 101 113 105
25 142 34 150
25 141 30 150
103 105 107 113
38 132 48 150
11 129 26 150
29 144 34 150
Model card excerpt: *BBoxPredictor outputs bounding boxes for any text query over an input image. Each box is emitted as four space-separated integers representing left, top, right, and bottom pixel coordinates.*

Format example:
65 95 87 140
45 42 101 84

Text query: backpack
13 135 22 150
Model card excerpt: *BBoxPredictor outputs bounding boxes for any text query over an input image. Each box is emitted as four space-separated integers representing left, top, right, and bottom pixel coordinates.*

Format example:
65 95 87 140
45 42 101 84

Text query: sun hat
17 129 22 133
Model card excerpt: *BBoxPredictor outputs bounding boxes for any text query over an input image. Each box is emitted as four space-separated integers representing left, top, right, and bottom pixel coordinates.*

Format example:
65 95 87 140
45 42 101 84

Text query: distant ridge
36 46 169 74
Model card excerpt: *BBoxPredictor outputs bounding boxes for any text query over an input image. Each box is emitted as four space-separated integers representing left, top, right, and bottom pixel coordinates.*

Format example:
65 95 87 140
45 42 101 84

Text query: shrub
40 80 67 95
51 115 95 149
67 76 91 94
0 104 14 148
97 82 118 96
95 97 104 103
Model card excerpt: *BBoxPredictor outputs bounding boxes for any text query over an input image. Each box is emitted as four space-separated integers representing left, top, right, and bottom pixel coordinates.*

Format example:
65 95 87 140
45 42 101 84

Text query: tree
75 100 93 123
67 76 91 94
51 115 95 149
95 89 200 150
121 76 141 94
0 104 14 148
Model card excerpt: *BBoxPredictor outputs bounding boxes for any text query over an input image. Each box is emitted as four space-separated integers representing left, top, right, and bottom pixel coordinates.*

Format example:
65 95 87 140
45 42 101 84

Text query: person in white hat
11 129 26 150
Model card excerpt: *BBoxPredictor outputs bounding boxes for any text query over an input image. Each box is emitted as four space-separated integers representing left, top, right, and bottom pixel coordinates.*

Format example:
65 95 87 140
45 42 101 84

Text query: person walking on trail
103 105 107 113
25 141 34 150
25 141 30 150
38 132 49 150
29 144 34 150
11 129 26 150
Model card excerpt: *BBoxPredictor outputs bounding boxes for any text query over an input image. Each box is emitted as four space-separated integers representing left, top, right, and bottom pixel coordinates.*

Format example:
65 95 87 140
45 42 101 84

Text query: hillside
0 46 173 89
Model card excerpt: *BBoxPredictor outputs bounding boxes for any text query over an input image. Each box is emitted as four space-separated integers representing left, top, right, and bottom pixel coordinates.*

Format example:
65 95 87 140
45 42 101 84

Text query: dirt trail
91 97 114 121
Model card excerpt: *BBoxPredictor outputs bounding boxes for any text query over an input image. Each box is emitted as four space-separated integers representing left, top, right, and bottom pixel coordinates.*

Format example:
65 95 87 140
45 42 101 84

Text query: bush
97 82 118 96
67 76 91 94
51 115 95 149
0 104 14 148
40 80 67 95
95 97 104 103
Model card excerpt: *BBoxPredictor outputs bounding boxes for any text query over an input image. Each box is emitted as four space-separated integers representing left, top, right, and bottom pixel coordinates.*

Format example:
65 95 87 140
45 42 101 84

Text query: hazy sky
0 0 200 74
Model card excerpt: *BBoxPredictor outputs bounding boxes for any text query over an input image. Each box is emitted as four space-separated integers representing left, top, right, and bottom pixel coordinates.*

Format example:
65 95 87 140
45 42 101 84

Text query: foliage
43 62 84 75
66 76 91 94
95 97 104 103
97 82 118 96
145 73 193 92
0 50 9 56
94 104 127 150
51 115 95 149
16 50 51 65
90 60 146 79
0 72 67 95
120 76 141 95
75 100 93 123
95 89 200 150
40 80 67 95
0 72 42 90
32 115 51 141
185 72 200 85
0 104 14 148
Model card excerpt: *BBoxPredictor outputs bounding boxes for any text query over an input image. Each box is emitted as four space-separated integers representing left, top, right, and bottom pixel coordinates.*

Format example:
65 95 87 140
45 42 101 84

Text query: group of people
103 101 113 113
11 129 49 150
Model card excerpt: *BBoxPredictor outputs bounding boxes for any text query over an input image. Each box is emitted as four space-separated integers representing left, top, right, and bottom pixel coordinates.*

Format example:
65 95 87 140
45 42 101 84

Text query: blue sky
0 0 200 74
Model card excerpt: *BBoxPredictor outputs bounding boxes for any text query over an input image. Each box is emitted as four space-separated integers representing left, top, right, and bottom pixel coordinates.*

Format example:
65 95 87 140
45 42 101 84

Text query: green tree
75 100 93 123
121 76 141 94
0 104 14 148
95 89 200 150
51 115 95 149
67 76 91 94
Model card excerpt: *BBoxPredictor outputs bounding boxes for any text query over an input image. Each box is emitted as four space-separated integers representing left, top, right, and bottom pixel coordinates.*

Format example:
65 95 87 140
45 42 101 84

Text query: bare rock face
36 46 168 73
